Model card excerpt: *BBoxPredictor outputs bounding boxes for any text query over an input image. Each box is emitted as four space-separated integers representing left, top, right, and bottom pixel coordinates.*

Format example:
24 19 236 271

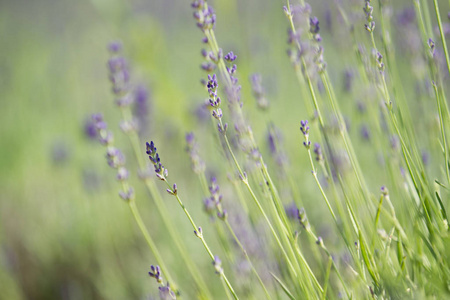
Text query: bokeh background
1 0 449 299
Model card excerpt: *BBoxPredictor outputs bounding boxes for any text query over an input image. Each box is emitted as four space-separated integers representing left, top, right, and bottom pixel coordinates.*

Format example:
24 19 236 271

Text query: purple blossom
192 0 216 31
106 147 126 169
133 85 151 137
313 143 323 162
212 255 223 274
146 141 168 180
118 187 134 201
108 41 122 53
159 283 176 300
201 62 216 72
249 73 269 110
309 16 320 34
148 265 163 284
84 118 98 140
360 124 370 141
284 202 298 220
396 7 416 26
300 120 310 136
185 132 206 174
107 42 132 104
224 51 237 62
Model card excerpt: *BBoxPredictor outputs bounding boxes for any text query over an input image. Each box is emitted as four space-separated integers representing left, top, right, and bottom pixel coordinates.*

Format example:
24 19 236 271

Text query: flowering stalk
193 1 325 285
146 141 239 300
106 43 213 299
205 176 272 299
362 2 439 238
91 114 177 292
202 73 301 280
149 265 177 300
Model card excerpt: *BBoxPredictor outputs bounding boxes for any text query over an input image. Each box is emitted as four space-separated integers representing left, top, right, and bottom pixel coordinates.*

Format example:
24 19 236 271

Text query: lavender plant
87 0 450 299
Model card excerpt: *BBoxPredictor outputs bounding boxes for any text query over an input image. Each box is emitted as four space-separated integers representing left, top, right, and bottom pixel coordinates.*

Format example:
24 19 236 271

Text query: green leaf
435 191 448 222
270 272 296 300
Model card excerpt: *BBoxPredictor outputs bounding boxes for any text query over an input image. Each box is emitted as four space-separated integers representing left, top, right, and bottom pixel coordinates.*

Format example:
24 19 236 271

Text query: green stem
199 172 272 299
163 180 239 300
119 108 213 299
432 0 450 78
127 197 177 289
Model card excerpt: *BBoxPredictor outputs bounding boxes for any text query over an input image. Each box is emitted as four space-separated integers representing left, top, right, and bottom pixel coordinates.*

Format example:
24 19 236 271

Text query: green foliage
1 0 450 299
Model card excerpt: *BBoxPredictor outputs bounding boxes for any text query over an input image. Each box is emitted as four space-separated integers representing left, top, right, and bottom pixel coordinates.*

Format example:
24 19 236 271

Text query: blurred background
1 0 449 299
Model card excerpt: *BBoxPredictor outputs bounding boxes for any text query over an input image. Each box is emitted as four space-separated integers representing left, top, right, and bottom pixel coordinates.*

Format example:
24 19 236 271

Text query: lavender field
1 0 450 299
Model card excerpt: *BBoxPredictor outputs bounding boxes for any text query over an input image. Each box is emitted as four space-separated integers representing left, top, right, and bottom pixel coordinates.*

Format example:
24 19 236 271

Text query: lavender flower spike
146 141 168 180
185 132 206 175
313 143 323 162
300 120 311 149
249 73 269 110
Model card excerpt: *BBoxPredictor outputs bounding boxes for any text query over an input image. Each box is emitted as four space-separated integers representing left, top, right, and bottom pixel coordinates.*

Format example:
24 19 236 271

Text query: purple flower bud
316 236 324 246
106 147 126 168
313 143 323 161
310 16 320 34
148 265 163 284
201 62 216 72
108 41 122 53
116 167 129 181
224 51 237 62
284 202 298 220
300 120 310 136
84 118 98 140
119 187 134 201
213 255 223 274
159 283 176 300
